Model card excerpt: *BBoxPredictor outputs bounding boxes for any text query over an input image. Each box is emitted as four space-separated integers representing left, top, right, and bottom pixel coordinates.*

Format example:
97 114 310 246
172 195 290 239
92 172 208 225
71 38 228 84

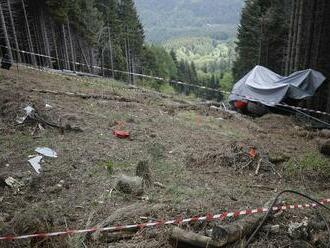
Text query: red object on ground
113 130 130 139
248 148 257 158
234 100 248 109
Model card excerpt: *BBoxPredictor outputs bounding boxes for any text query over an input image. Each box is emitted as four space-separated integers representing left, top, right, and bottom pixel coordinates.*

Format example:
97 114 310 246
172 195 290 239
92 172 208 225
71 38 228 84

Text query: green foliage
163 37 235 74
134 0 244 43
285 153 330 179
220 72 234 92
232 0 289 80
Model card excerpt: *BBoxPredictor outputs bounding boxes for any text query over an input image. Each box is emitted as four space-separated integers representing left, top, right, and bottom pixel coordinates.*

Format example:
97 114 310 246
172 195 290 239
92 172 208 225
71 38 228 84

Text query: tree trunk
7 0 21 63
21 0 36 65
0 2 13 65
289 0 299 73
40 8 52 68
51 23 60 69
294 0 304 71
67 19 76 71
62 24 70 70
285 0 295 75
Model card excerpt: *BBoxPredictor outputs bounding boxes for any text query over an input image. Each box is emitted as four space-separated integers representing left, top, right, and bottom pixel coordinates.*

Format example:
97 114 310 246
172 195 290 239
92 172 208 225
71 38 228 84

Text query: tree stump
136 160 153 187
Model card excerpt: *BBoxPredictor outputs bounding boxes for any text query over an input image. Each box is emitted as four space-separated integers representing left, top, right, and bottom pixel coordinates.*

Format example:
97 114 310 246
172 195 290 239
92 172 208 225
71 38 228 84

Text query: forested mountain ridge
134 0 244 43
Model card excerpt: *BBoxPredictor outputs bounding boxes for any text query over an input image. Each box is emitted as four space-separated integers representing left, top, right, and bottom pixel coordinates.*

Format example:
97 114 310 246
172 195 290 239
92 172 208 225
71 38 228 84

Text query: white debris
5 177 24 189
16 105 35 124
45 104 53 109
35 147 58 158
28 155 43 174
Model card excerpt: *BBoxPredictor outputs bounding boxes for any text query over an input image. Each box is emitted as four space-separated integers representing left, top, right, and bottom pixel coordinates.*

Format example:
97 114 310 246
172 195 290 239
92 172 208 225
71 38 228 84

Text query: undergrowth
285 152 330 179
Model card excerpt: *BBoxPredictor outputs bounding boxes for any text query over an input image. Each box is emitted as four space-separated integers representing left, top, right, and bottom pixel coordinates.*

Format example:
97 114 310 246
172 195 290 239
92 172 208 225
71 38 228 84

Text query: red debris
248 148 257 158
234 100 248 109
113 130 130 139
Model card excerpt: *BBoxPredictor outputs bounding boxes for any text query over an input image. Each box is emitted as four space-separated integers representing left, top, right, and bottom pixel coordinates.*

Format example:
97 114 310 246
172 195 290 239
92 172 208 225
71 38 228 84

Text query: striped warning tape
1 198 330 241
6 46 330 117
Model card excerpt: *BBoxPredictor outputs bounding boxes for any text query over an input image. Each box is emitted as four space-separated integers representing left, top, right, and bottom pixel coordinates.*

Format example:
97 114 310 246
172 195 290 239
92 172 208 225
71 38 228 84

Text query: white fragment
45 104 53 109
35 147 58 158
28 155 43 174
16 105 35 124
5 177 24 189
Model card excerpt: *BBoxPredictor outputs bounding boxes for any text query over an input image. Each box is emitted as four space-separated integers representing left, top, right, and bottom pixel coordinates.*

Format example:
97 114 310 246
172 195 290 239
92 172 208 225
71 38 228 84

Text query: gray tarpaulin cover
229 65 326 106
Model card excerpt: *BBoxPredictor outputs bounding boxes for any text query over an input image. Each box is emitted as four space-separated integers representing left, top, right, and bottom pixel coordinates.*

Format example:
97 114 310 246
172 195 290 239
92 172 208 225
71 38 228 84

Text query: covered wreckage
229 66 326 107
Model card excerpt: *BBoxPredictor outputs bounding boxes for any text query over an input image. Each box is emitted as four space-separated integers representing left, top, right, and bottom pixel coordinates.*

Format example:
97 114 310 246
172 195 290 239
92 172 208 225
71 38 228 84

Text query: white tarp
229 66 326 106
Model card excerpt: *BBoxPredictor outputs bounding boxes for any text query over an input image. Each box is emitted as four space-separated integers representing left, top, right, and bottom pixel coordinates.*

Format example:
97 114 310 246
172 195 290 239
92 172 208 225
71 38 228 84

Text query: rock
318 139 330 156
116 175 143 195
136 160 152 187
320 129 330 138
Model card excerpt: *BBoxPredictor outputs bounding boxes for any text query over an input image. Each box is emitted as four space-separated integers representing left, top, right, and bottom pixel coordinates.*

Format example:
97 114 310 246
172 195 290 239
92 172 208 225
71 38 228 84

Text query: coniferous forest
0 0 225 100
233 0 330 112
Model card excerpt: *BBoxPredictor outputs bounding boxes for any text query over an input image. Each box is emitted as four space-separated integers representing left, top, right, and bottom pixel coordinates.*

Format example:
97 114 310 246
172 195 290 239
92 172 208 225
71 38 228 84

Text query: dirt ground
0 66 330 248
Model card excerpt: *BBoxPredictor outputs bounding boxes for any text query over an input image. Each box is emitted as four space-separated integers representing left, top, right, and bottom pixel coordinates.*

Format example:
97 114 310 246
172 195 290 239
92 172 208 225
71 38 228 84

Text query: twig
255 159 262 175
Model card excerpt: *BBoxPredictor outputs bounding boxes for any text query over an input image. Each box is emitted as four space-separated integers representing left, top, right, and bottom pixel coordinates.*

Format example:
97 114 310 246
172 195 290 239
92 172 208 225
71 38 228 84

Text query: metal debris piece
16 105 35 124
35 147 58 158
5 177 24 189
28 155 43 174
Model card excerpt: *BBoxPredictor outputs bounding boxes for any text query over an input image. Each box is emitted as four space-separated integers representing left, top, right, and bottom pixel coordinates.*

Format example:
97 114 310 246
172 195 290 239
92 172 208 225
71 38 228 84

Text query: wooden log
211 214 264 245
171 227 226 248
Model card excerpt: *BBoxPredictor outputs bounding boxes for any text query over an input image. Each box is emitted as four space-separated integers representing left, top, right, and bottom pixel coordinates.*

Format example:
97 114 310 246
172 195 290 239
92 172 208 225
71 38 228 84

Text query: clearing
0 66 329 247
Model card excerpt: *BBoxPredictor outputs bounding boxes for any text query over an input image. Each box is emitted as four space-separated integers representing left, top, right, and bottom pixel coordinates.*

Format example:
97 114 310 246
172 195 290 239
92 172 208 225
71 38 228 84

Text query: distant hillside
134 0 244 43
163 37 235 73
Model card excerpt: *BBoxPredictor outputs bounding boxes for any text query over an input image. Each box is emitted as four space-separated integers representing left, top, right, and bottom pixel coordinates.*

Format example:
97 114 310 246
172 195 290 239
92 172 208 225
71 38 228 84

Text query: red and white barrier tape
1 198 330 241
6 46 330 117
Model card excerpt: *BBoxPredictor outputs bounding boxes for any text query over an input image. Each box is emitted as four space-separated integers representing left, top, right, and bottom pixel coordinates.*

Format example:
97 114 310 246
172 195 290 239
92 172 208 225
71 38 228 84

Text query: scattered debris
16 105 83 133
116 175 144 195
35 147 58 158
5 177 24 189
45 104 53 109
288 218 309 240
16 105 35 124
113 130 130 139
28 155 43 174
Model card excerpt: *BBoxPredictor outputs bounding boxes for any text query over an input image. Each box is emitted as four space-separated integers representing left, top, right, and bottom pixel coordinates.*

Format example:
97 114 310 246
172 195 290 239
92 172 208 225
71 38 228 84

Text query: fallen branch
211 214 264 246
31 88 138 103
171 227 226 248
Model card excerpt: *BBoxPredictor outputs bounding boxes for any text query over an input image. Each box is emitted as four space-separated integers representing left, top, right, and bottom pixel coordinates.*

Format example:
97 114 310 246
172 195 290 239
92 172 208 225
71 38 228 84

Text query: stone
116 175 144 195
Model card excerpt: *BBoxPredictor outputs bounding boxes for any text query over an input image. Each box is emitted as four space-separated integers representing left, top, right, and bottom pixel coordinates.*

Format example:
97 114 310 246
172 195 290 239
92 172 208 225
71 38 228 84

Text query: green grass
285 152 330 178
